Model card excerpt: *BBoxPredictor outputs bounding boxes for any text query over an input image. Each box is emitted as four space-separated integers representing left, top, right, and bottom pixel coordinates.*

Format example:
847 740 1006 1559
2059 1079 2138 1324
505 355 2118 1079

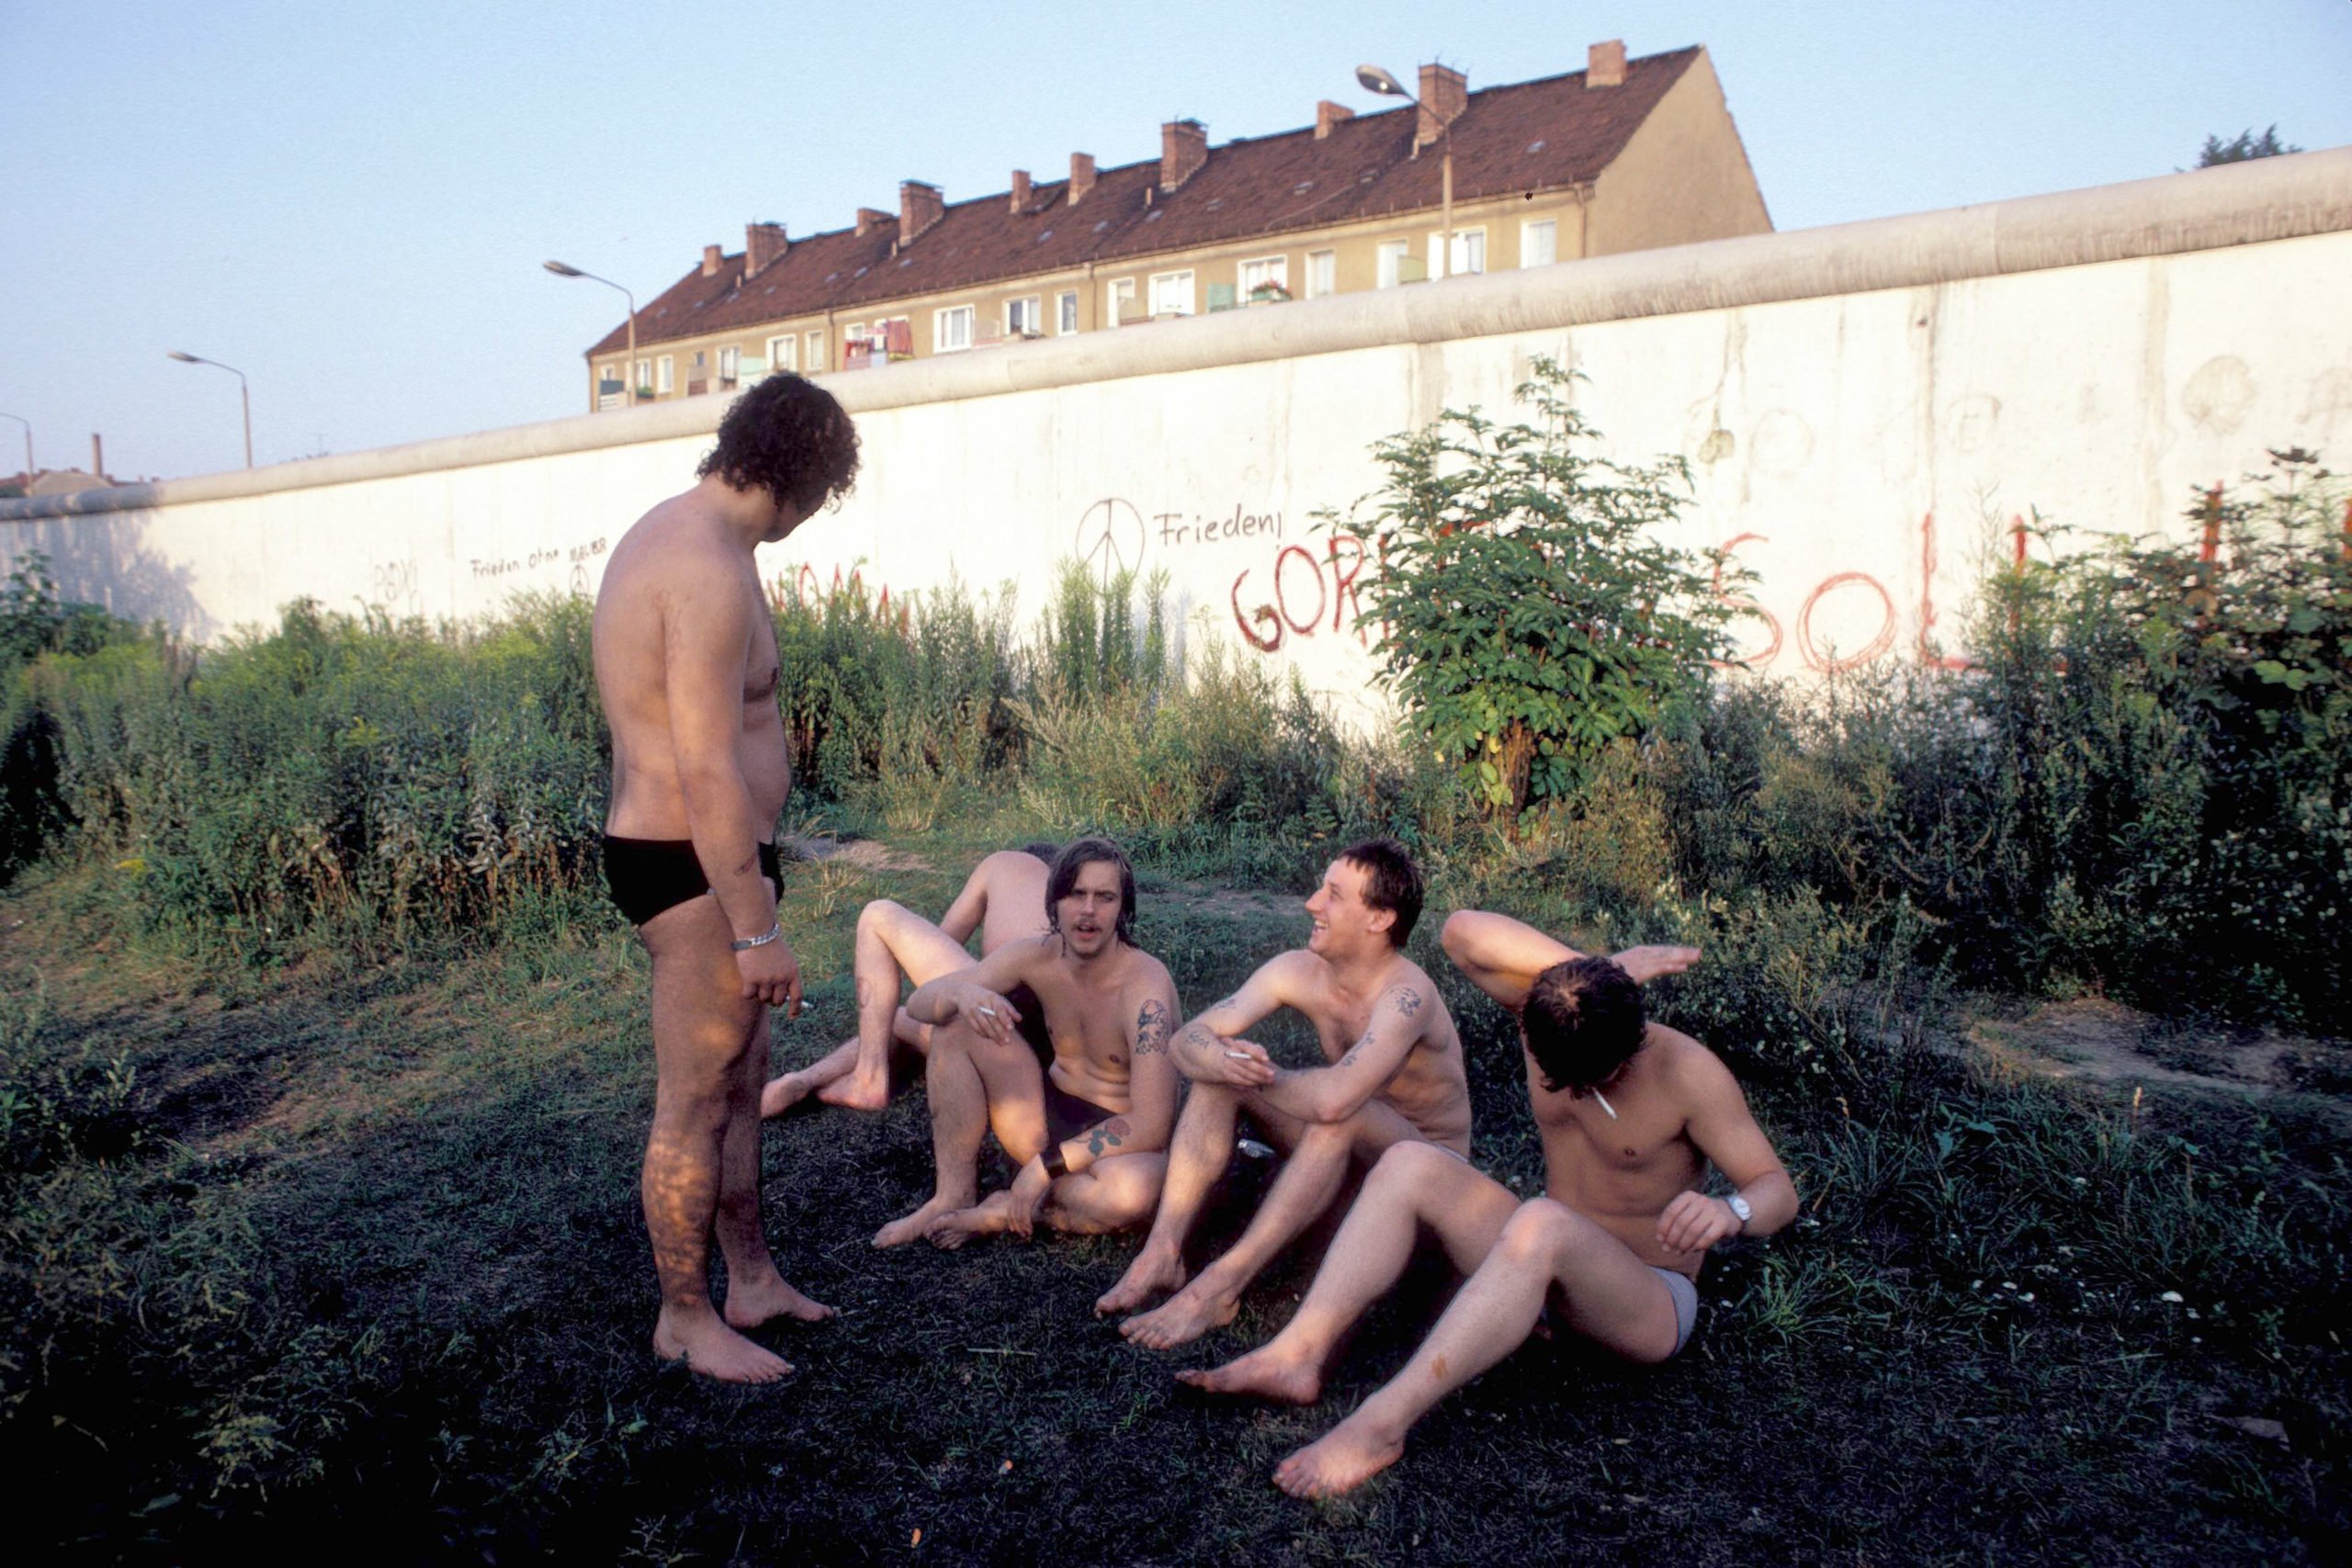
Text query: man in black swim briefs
873 838 1183 1251
590 374 857 1385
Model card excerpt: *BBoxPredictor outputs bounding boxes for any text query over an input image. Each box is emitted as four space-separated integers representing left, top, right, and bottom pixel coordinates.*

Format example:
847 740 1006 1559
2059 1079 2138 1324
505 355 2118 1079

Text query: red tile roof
588 48 1700 357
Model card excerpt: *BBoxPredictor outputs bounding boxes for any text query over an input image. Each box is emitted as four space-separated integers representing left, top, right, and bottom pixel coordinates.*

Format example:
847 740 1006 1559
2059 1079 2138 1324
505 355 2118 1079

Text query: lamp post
1357 63 1453 279
0 412 29 487
166 352 253 468
544 260 638 409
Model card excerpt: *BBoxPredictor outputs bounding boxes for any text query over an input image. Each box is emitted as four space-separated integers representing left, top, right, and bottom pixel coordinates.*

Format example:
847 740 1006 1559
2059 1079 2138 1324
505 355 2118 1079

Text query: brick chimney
1160 118 1207 191
701 243 723 277
1069 152 1096 206
1010 169 1032 214
1315 99 1353 140
855 206 890 237
899 179 944 243
1588 39 1626 88
745 220 786 277
1416 63 1465 149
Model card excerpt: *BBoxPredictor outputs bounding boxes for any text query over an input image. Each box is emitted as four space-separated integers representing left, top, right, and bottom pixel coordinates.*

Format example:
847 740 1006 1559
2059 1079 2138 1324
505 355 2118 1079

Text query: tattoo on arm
1338 1028 1373 1068
1135 998 1171 1055
1392 986 1426 1019
1085 1115 1133 1158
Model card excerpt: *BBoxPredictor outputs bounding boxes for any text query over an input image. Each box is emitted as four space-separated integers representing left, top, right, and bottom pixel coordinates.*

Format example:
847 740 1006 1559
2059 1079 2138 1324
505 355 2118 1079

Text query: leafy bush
1328 358 1736 823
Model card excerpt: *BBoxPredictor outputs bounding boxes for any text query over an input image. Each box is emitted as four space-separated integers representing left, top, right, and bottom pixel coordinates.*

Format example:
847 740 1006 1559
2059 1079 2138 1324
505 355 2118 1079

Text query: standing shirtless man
1183 910 1792 1497
1095 840 1466 1348
594 374 859 1383
872 838 1180 1249
759 845 1057 1116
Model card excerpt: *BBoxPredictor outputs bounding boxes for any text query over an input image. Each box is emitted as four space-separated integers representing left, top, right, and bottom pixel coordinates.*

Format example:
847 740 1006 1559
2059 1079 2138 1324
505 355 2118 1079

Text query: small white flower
2020 1292 2035 1303
2161 1291 2185 1303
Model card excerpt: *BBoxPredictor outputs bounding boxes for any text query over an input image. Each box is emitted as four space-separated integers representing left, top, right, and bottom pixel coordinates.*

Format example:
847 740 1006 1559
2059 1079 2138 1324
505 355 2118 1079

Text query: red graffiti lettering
1797 572 1897 673
1275 545 1328 636
1326 533 1371 635
1710 533 1783 670
1230 571 1284 652
1916 513 1970 671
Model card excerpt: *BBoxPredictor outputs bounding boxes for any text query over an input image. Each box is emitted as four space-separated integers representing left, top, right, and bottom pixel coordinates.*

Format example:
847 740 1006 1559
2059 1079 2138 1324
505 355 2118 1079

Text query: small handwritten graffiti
1228 533 1376 653
368 558 420 611
1157 504 1282 547
469 558 522 579
1076 498 1147 579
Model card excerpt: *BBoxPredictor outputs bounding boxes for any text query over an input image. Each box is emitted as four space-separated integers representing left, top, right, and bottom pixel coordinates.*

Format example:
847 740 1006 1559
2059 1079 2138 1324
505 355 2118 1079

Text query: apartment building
576 42 1770 407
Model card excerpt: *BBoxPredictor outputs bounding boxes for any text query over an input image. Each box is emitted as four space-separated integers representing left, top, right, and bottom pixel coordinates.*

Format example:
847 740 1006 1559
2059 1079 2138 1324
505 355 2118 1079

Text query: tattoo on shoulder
1135 998 1171 1055
1391 986 1426 1019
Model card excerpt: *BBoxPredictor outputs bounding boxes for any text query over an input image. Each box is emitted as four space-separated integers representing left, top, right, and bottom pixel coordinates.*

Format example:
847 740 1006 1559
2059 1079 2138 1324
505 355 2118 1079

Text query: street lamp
544 260 638 409
0 412 30 486
1357 62 1455 280
166 351 253 468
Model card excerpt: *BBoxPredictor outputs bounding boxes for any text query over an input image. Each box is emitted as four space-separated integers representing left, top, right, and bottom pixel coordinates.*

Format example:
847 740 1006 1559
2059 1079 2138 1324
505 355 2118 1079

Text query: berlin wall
6 150 2349 726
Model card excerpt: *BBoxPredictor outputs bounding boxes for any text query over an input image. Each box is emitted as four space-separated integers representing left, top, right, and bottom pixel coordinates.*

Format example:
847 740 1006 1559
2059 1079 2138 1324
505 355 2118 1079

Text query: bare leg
1125 1118 1356 1348
1274 1199 1683 1498
920 1035 1052 1250
1096 1080 1245 1315
715 1015 835 1330
761 899 970 1116
872 1017 1001 1247
640 899 811 1383
1179 1142 1516 1404
933 1149 1170 1247
760 1010 931 1117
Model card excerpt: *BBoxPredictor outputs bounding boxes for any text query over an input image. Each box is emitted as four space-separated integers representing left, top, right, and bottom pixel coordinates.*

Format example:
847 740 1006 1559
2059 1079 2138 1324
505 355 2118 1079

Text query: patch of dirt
1970 997 2347 1105
784 834 930 874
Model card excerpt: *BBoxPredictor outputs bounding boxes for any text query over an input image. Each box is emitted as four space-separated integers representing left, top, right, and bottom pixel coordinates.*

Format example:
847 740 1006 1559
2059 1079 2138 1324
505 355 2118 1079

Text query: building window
1305 250 1336 299
1430 228 1486 277
934 305 975 353
807 330 824 369
1007 297 1042 336
1148 269 1194 317
718 345 741 389
1109 276 1136 326
1238 254 1289 302
1521 219 1557 269
1057 289 1079 333
1375 240 1409 289
633 358 651 394
768 333 797 373
656 355 674 394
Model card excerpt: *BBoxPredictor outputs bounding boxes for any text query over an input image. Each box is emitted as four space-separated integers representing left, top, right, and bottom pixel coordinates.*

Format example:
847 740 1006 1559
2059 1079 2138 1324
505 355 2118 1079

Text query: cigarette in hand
978 1006 998 1018
1224 1049 1254 1060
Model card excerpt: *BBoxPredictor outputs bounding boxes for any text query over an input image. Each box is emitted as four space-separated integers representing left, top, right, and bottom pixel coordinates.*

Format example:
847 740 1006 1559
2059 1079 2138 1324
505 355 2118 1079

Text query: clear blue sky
4 0 2347 481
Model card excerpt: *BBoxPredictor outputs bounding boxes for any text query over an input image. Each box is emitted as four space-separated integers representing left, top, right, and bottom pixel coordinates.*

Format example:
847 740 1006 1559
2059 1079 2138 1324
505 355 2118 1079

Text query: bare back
970 852 1053 953
594 495 791 839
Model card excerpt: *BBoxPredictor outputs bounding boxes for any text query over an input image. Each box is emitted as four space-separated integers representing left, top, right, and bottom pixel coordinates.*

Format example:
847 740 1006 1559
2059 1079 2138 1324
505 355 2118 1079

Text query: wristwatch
1723 1192 1753 1232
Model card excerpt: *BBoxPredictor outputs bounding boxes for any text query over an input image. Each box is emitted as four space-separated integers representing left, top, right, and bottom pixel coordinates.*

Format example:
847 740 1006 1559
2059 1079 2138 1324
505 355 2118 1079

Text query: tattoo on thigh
1086 1115 1133 1157
1135 998 1171 1055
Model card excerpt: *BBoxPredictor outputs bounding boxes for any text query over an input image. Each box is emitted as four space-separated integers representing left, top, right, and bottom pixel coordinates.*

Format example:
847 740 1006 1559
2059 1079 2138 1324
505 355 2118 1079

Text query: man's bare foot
759 1070 818 1119
652 1307 793 1384
925 1191 1015 1251
874 1194 971 1248
722 1269 836 1330
1121 1276 1239 1349
1174 1340 1322 1405
1095 1248 1187 1317
816 1061 890 1111
1272 1415 1406 1498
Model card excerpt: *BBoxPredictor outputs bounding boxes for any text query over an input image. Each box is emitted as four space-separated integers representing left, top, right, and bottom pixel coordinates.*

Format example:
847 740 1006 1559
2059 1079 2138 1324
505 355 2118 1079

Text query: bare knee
1367 1139 1454 1191
1496 1198 1597 1269
858 898 916 941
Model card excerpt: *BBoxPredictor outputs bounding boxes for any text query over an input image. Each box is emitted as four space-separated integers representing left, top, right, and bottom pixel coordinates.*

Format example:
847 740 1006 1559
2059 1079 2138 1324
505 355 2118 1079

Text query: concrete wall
7 151 2349 727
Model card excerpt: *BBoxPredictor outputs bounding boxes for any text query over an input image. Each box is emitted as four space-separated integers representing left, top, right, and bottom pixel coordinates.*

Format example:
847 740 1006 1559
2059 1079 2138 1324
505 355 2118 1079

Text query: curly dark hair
695 374 860 514
1523 956 1645 1094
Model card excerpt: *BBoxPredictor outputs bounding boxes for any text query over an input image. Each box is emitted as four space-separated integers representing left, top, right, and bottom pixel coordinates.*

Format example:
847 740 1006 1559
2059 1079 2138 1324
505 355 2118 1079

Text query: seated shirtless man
873 837 1180 1249
759 845 1056 1115
1095 840 1467 1348
1185 910 1791 1499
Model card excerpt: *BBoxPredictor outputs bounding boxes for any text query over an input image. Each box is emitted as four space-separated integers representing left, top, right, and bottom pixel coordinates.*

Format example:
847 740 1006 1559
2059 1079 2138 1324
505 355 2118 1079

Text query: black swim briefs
603 836 785 928
1042 1073 1119 1145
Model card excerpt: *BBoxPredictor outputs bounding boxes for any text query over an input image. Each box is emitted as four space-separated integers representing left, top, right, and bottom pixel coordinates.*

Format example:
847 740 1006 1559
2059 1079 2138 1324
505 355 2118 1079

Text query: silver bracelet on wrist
730 922 782 953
